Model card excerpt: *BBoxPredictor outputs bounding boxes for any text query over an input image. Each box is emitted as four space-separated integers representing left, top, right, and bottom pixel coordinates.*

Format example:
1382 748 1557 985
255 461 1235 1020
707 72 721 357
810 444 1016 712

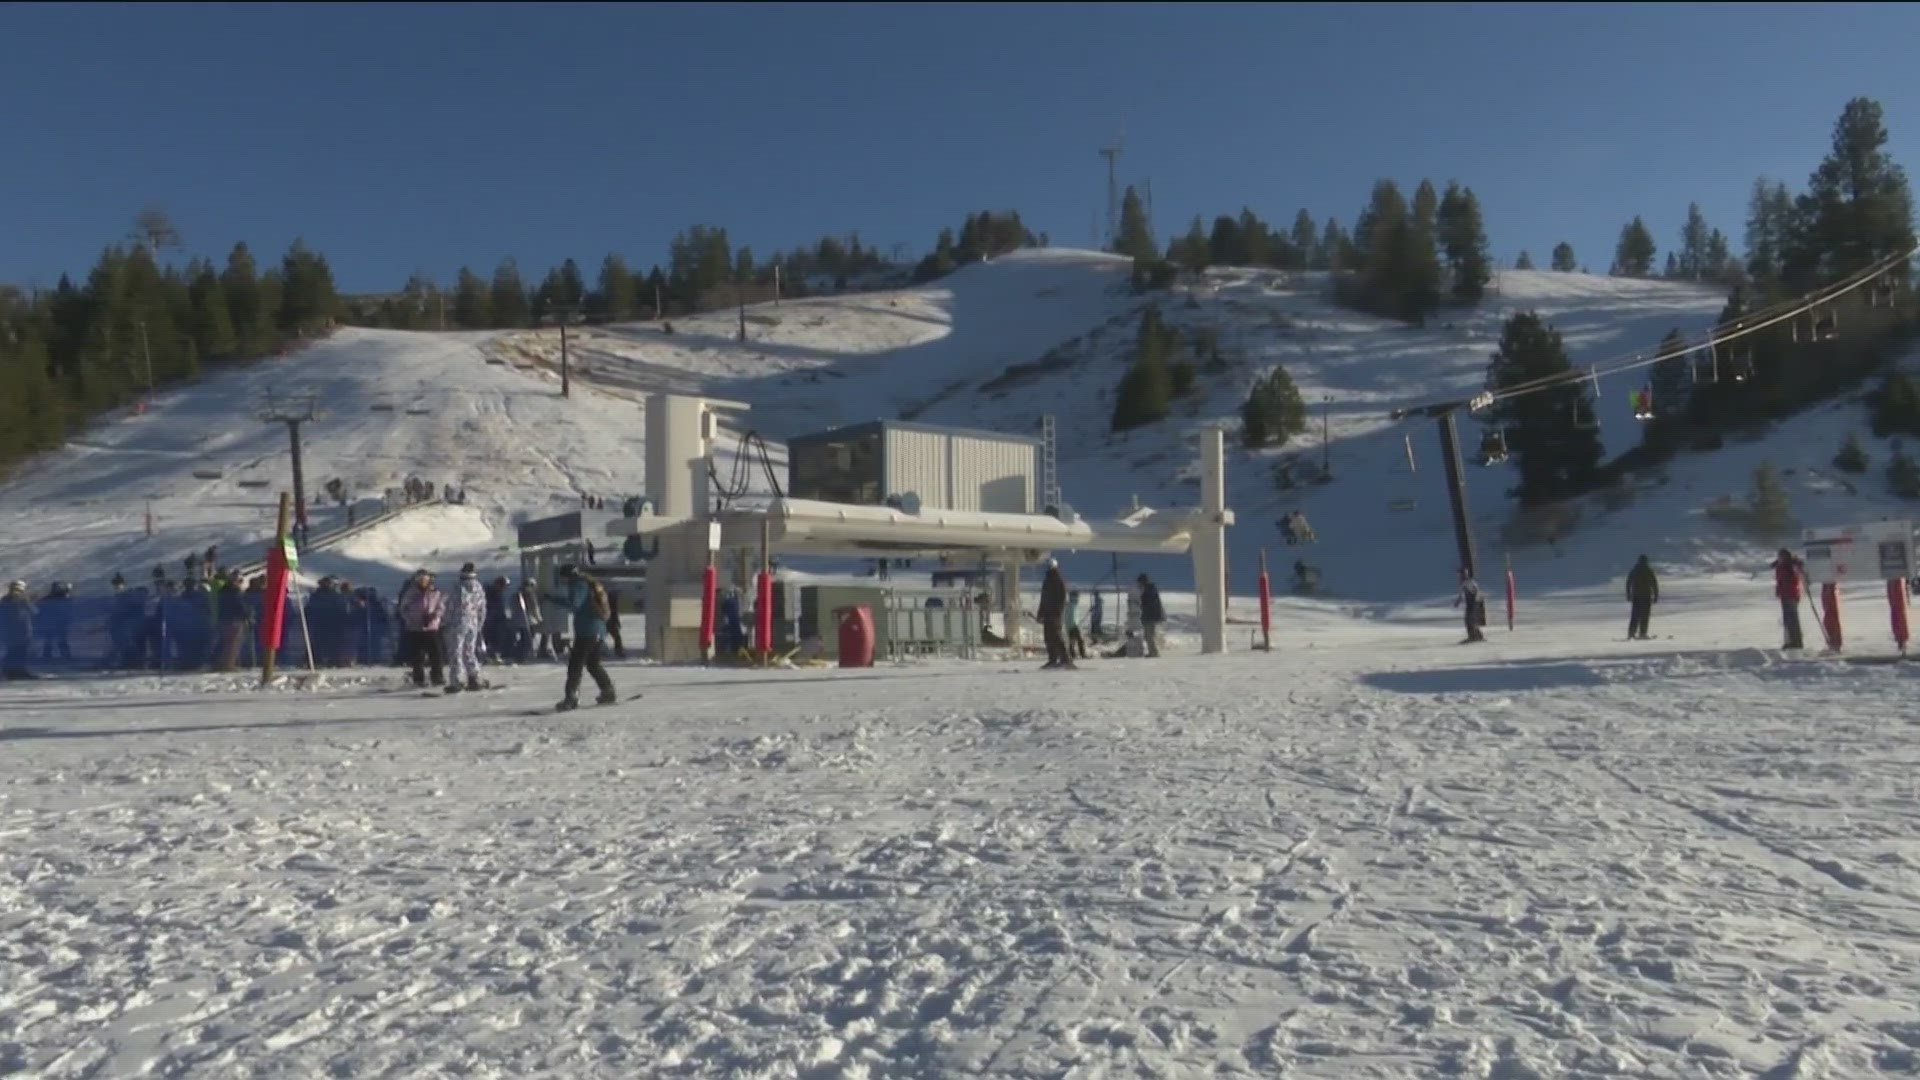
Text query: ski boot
467 676 484 692
595 689 619 706
444 682 463 694
555 696 579 712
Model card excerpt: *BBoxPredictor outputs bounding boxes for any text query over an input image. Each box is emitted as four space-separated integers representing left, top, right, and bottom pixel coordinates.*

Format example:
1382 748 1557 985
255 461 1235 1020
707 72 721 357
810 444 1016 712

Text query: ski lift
1479 429 1508 466
1691 342 1718 385
1813 306 1838 341
1871 280 1896 308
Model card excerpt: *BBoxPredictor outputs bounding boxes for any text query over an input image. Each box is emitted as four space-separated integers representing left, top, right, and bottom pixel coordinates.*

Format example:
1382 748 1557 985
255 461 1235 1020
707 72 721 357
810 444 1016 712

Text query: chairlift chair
1479 429 1508 466
1632 386 1654 421
1813 306 1838 341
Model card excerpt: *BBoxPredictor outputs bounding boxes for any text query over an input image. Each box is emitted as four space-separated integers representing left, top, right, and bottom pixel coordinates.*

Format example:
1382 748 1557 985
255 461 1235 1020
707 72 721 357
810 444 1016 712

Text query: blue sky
3 2 1916 291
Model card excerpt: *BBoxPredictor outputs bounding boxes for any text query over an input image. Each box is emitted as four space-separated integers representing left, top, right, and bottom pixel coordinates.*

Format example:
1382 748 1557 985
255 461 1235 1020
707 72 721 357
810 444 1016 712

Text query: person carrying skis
1771 548 1806 650
1454 567 1487 643
1038 559 1073 670
1625 555 1659 640
545 564 617 711
2 580 36 679
442 563 488 692
396 568 447 687
1136 573 1165 657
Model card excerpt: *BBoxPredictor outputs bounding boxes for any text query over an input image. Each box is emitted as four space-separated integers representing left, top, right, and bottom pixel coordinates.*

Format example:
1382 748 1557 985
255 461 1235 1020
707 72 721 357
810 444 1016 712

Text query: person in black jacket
1136 573 1165 658
1037 559 1072 669
1625 555 1659 640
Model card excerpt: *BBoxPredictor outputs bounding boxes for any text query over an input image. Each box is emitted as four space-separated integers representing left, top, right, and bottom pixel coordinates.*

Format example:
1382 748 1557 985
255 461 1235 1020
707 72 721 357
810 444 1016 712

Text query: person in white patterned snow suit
446 563 488 693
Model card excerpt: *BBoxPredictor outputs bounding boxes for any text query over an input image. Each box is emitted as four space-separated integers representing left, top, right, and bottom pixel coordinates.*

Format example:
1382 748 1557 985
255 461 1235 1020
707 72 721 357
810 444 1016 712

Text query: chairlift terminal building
785 420 1042 515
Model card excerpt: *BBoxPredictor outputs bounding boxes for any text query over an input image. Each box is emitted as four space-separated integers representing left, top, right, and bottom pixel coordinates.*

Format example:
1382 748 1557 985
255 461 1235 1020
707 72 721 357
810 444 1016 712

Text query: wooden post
261 492 291 687
759 518 772 667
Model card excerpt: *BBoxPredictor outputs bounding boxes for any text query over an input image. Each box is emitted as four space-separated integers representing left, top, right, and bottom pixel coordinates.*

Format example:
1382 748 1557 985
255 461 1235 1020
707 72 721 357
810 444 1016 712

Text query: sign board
518 511 585 550
1802 521 1913 584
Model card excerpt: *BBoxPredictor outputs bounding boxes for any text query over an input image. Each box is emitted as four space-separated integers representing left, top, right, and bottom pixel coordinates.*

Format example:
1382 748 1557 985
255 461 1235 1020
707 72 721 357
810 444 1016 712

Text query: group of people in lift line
1035 561 1165 669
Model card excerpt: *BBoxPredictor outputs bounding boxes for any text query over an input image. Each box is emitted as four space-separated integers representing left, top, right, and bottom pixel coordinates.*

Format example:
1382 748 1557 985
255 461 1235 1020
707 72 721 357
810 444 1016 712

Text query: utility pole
737 279 748 343
1436 410 1478 580
1320 395 1333 478
1099 135 1124 248
773 263 781 307
541 304 582 397
258 395 319 538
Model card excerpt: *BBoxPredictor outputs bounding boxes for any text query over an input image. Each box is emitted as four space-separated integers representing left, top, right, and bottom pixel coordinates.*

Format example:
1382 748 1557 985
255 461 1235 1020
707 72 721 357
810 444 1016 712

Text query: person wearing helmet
1037 558 1074 670
2 580 36 679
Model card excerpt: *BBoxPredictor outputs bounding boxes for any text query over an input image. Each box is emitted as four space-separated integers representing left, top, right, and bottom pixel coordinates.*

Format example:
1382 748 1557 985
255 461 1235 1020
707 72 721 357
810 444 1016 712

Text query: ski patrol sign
1802 521 1913 584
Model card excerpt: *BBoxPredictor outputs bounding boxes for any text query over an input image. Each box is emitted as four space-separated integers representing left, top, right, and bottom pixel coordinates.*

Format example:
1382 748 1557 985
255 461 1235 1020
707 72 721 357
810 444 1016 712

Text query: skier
1136 573 1165 658
1454 567 1487 643
396 568 447 687
38 582 73 662
1625 555 1659 641
2 580 36 679
213 573 250 672
1038 559 1072 670
1065 589 1088 660
446 563 488 693
1771 548 1806 650
546 564 617 711
1087 589 1105 645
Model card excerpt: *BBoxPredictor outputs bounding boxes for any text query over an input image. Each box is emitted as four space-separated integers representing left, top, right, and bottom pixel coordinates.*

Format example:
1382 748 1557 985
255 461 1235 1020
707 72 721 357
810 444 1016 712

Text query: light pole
542 303 582 397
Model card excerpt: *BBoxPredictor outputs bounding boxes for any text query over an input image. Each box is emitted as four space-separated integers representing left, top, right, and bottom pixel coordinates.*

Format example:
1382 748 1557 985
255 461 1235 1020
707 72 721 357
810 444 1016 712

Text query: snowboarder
1038 559 1072 669
396 569 447 687
1455 567 1487 643
2 580 36 679
1136 573 1165 658
1625 555 1659 640
1065 589 1088 660
546 564 617 711
446 563 488 692
1771 548 1806 650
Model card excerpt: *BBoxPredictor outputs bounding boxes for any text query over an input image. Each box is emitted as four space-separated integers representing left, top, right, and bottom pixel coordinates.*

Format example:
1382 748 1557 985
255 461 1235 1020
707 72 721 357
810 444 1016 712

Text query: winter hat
460 562 477 578
6 579 24 594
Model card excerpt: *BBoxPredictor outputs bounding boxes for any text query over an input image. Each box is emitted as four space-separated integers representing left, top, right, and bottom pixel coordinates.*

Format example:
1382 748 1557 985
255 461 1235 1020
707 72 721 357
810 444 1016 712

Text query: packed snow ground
6 584 1920 1079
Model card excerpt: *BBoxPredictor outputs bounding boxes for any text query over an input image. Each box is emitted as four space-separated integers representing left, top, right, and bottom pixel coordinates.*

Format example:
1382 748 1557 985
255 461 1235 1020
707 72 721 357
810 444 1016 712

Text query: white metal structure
615 393 1235 662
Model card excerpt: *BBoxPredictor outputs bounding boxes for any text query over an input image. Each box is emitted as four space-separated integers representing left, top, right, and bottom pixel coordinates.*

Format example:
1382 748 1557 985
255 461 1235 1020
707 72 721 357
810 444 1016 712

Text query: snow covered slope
0 329 649 593
5 251 1908 608
5 588 1919 1077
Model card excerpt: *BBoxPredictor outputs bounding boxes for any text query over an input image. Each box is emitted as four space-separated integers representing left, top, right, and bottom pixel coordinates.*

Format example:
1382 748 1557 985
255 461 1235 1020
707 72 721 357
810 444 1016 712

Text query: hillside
5 250 1912 611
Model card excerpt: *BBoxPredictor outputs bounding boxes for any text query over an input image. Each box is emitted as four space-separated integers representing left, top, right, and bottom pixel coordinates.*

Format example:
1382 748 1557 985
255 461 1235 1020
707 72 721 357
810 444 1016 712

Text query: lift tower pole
259 395 319 538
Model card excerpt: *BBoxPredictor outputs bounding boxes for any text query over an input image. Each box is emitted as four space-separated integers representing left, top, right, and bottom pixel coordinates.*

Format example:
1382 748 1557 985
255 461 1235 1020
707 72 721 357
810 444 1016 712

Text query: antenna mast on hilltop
1099 133 1124 249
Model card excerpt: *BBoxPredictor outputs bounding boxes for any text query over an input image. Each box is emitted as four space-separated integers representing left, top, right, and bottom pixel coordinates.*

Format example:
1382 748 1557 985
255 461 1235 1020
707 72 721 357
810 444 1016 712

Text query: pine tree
1239 365 1307 447
1663 252 1681 279
1209 216 1246 267
1290 210 1319 269
490 258 530 328
187 259 236 359
1744 178 1796 293
1111 307 1175 431
1643 328 1693 451
1550 242 1577 272
1748 462 1794 533
1411 180 1439 238
1171 216 1209 272
1236 209 1271 267
1784 97 1917 287
1515 250 1535 270
1483 312 1604 505
1354 180 1407 264
1705 229 1736 284
222 242 279 355
277 240 337 336
453 267 492 329
1611 217 1657 277
1677 202 1713 280
1436 182 1493 301
595 254 638 321
1835 431 1870 474
1113 186 1157 262
556 258 587 310
1319 219 1353 271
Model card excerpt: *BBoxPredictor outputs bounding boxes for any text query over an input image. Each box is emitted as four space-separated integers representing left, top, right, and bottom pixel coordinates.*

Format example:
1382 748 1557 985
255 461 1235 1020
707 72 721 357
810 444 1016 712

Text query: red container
836 605 875 668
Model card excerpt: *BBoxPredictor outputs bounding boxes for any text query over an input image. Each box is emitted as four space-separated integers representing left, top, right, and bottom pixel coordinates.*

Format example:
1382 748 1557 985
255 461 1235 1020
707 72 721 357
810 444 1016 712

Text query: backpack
585 576 612 621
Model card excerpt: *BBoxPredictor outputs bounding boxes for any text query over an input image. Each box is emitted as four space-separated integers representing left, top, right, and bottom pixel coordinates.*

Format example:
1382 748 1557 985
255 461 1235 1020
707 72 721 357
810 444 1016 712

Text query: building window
791 430 883 505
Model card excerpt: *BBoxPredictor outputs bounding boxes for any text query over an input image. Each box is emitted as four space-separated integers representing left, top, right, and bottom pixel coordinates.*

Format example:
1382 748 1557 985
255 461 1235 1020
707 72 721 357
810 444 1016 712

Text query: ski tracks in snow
3 649 1920 1076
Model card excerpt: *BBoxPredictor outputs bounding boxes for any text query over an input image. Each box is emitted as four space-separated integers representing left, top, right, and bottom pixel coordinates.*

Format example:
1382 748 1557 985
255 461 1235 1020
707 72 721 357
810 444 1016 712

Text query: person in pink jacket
395 568 447 687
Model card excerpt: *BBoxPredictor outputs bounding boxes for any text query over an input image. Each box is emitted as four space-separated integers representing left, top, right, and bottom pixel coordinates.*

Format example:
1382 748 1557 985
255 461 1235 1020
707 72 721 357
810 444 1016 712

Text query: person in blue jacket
38 582 73 662
544 564 617 711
